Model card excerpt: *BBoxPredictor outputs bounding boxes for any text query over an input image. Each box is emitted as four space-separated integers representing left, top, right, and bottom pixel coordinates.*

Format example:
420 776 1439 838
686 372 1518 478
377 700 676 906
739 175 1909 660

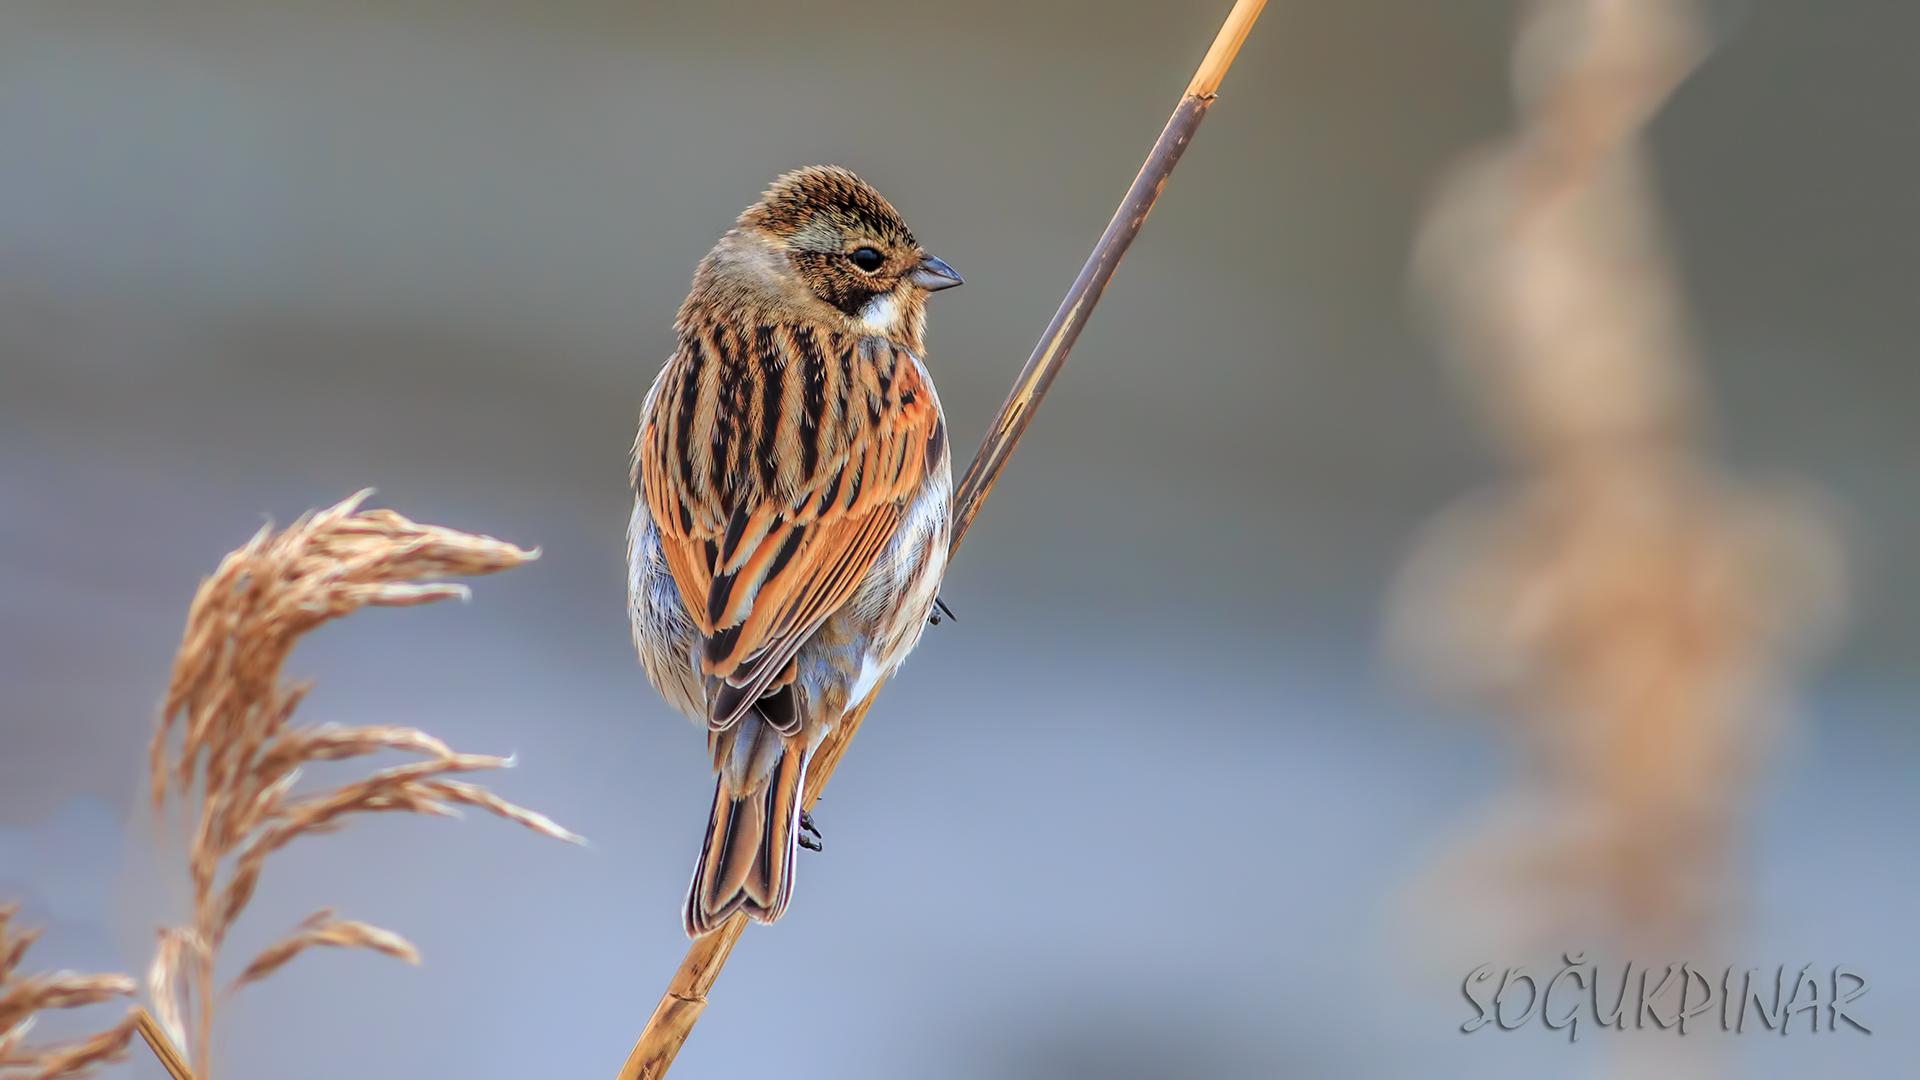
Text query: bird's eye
849 246 885 273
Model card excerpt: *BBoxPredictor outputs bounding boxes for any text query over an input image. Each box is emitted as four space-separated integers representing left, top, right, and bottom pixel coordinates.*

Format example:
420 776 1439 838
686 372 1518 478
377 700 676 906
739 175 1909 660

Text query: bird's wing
637 325 944 732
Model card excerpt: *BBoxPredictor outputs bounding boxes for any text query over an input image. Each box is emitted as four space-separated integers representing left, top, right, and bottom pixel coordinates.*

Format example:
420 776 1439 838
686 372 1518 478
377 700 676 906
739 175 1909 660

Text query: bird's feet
798 810 824 852
928 597 957 626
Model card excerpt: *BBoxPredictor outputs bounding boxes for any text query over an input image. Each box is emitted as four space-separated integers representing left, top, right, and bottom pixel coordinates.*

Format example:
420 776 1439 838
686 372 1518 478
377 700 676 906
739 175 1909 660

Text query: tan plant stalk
0 904 140 1079
1394 0 1842 972
133 1009 193 1080
616 2 1269 1076
145 491 583 1079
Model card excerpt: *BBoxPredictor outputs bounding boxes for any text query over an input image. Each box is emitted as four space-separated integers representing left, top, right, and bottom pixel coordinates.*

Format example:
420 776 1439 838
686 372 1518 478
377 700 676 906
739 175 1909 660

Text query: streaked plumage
629 166 960 936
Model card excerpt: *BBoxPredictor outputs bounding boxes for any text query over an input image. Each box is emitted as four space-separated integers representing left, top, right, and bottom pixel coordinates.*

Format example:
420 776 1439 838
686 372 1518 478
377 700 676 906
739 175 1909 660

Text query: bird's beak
909 254 963 292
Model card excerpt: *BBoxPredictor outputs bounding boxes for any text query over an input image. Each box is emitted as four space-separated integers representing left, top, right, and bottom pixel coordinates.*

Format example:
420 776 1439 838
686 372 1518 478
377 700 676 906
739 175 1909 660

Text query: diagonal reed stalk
616 2 1267 1076
133 1008 193 1080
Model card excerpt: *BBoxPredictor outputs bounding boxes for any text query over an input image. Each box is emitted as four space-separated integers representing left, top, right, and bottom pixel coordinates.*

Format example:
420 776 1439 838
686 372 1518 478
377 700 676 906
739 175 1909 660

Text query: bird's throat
854 292 903 338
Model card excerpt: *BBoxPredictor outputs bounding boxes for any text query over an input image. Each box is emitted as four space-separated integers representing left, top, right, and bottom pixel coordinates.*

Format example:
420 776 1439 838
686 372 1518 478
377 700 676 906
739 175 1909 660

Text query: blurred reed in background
1388 0 1845 1072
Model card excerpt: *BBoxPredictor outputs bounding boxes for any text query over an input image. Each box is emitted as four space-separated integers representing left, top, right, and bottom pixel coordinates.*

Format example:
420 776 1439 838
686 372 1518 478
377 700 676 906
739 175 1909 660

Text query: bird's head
733 165 961 347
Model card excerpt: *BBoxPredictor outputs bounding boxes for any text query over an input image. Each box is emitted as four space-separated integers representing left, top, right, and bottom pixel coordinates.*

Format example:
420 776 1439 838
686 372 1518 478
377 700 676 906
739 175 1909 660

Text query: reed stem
618 3 1266 1075
136 1007 197 1080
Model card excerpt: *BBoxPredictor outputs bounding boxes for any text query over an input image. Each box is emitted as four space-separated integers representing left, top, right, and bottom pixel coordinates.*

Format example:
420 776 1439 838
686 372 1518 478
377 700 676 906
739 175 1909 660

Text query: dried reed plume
1391 0 1842 981
146 491 582 1079
0 904 139 1079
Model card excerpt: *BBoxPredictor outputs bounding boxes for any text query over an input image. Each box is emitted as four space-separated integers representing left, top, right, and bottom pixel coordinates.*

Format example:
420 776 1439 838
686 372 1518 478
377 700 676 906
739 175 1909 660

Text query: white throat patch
855 292 902 337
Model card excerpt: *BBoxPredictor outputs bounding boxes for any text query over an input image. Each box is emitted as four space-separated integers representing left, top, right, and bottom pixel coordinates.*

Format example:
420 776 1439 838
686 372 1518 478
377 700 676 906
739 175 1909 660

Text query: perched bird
628 166 962 936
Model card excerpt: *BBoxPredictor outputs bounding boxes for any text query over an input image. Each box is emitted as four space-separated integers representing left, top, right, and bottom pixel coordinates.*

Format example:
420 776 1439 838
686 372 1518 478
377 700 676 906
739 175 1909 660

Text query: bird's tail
684 736 808 937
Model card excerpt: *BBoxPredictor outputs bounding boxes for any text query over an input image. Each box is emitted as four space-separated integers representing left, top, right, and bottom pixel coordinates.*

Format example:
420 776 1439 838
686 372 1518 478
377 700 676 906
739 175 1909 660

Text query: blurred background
1 1 1913 1077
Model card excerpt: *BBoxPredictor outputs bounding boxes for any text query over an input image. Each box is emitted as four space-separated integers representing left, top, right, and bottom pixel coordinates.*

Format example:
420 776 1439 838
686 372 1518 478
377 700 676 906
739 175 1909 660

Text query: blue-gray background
1 1 1913 1077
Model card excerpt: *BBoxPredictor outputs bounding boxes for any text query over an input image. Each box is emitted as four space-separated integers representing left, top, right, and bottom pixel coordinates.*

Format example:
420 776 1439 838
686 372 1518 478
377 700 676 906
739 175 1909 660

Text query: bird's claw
798 809 823 852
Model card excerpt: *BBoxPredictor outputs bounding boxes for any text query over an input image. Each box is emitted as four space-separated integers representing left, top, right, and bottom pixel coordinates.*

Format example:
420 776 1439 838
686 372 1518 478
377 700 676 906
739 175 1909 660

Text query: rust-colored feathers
639 328 943 730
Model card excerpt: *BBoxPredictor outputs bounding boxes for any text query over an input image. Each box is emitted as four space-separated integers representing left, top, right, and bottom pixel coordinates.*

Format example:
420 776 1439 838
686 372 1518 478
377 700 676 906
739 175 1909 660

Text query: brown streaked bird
628 166 961 936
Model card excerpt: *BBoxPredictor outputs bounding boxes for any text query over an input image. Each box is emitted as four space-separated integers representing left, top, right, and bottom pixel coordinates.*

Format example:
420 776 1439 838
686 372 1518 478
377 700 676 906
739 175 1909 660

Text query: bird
628 166 962 937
